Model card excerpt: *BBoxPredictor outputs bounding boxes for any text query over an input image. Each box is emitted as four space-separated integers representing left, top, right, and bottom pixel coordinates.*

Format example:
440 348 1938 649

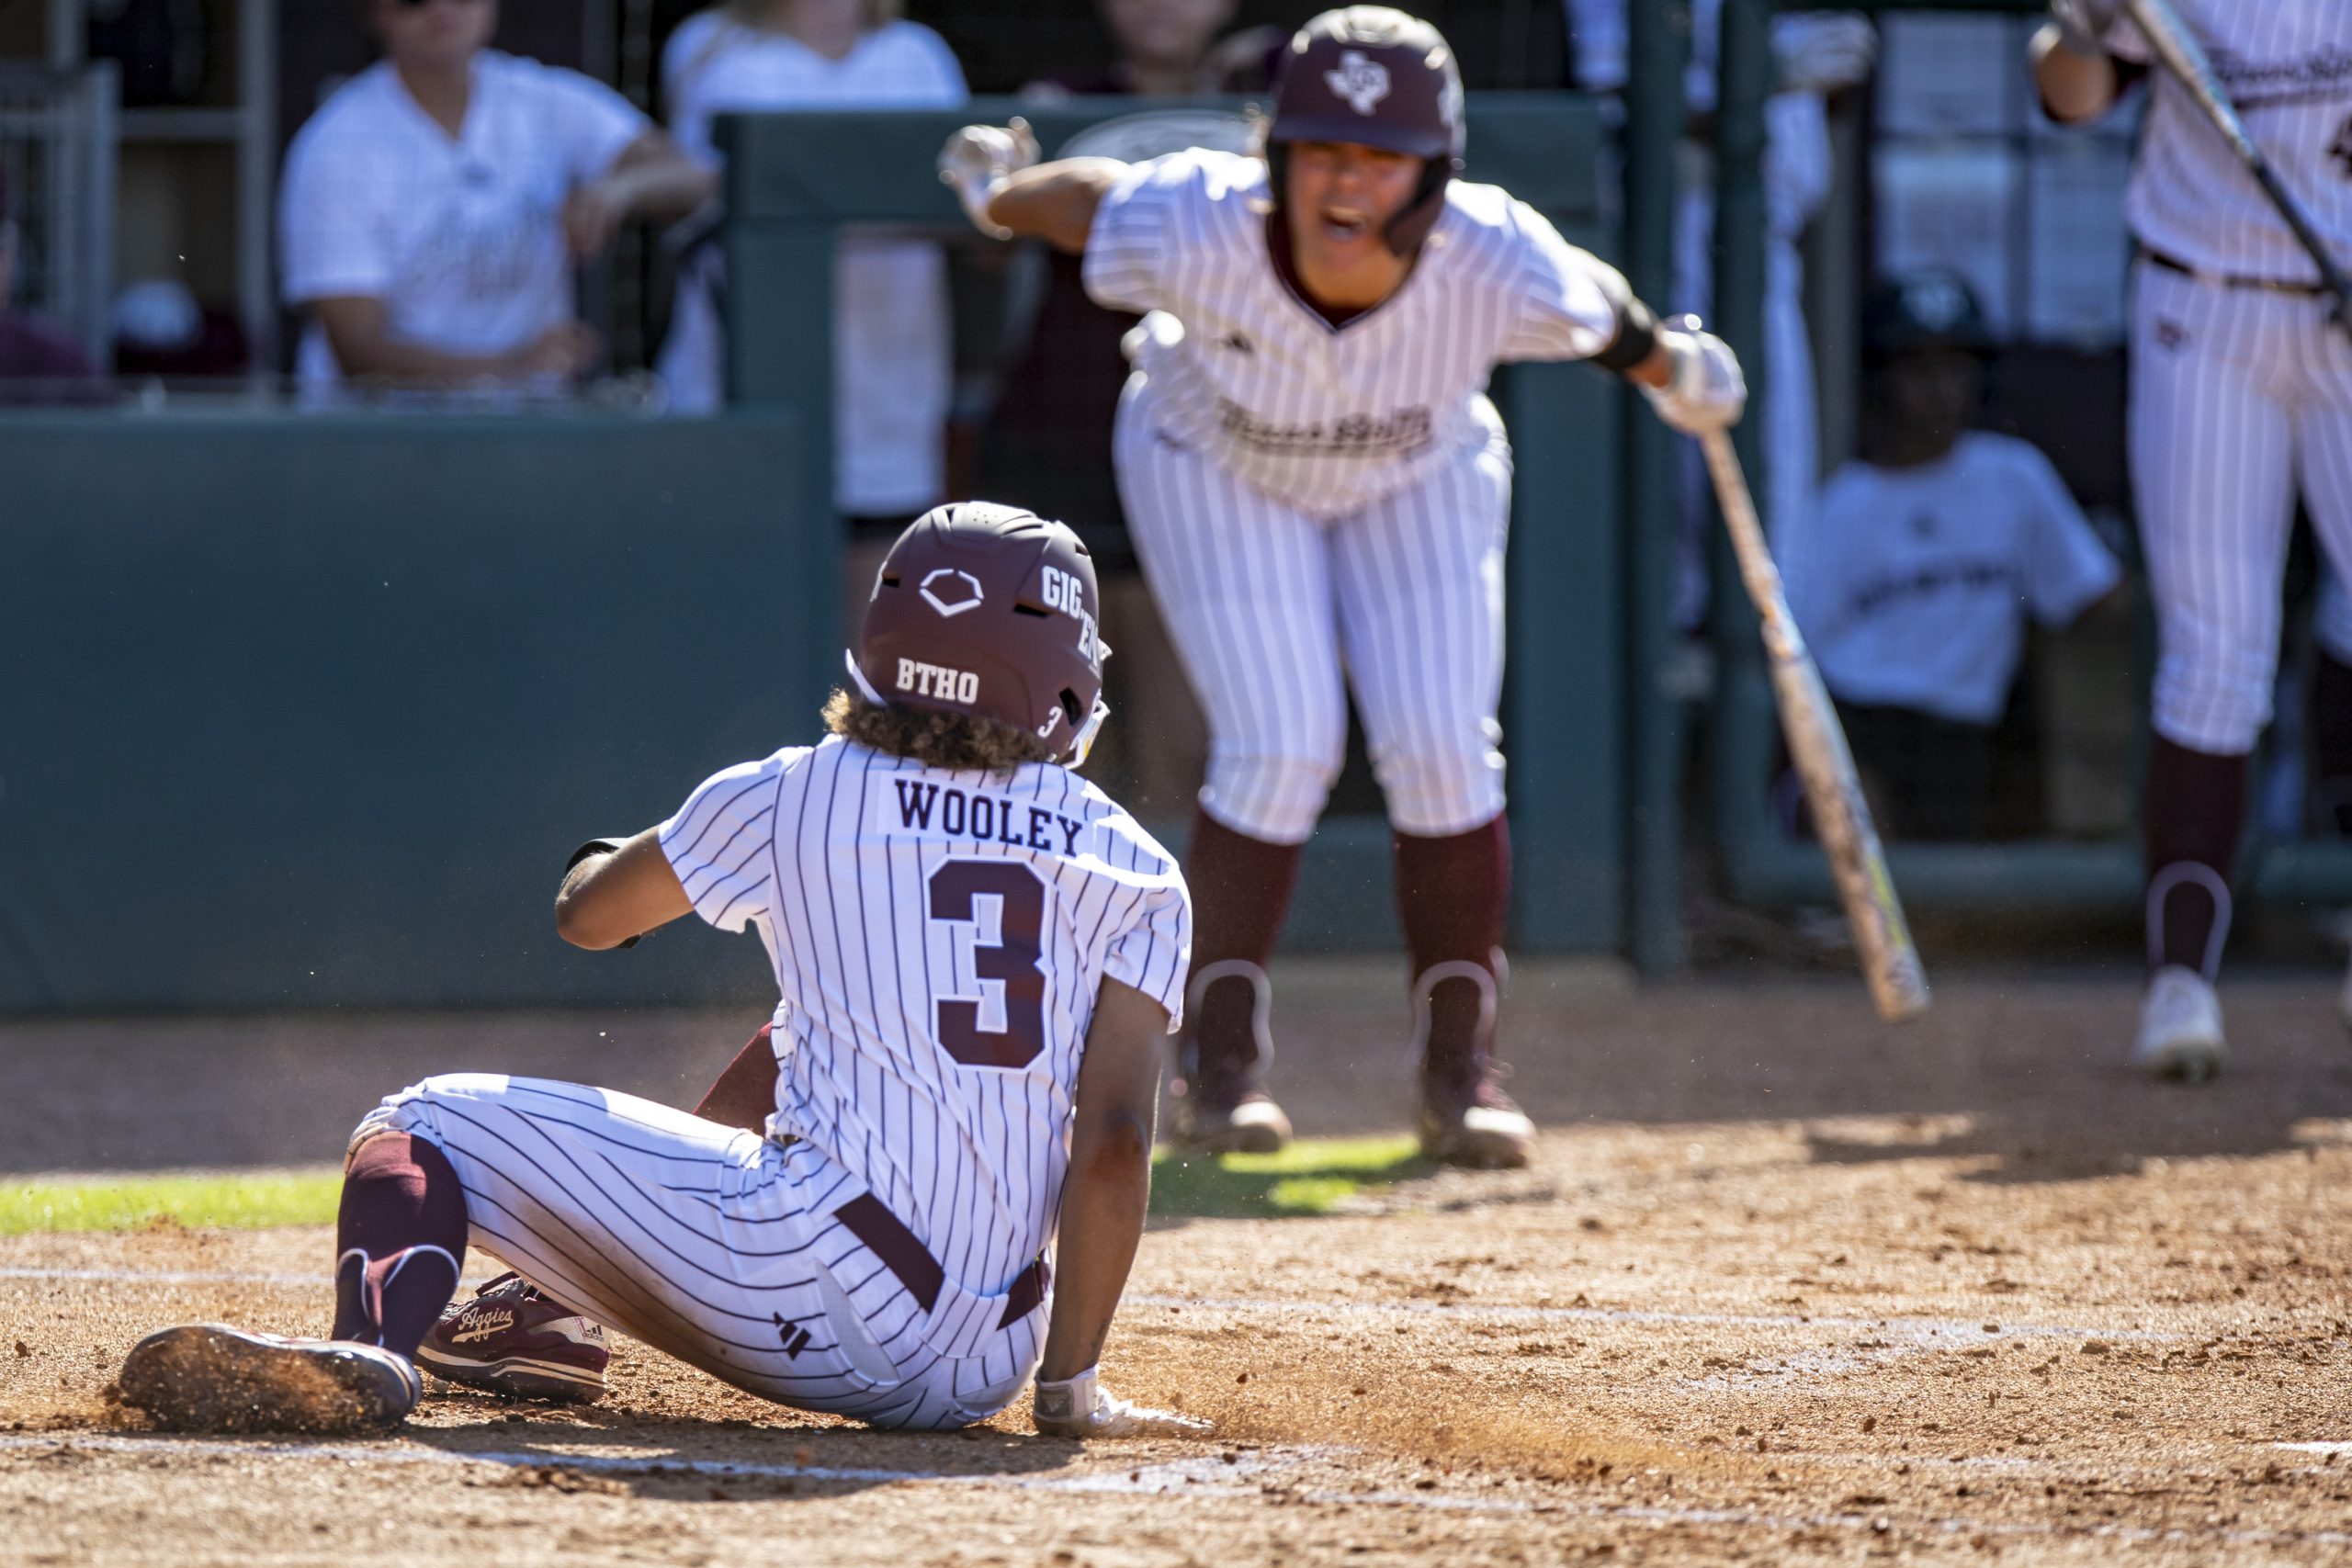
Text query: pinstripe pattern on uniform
2131 257 2352 752
661 735 1188 1326
1082 149 1635 843
346 739 1185 1428
1082 150 1620 523
1117 381 1514 842
355 1075 1037 1428
2105 0 2352 286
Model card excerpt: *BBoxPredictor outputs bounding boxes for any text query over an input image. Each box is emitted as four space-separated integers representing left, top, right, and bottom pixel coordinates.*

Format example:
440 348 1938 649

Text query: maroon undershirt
1265 212 1371 330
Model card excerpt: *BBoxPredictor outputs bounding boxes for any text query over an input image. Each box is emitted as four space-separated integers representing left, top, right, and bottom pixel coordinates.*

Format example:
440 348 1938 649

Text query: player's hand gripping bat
2123 0 2352 336
1700 429 1932 1023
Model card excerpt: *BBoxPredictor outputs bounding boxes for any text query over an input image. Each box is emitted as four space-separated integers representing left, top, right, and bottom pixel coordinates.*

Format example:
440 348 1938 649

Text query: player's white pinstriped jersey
658 736 1190 1314
1084 149 1623 520
2103 1 2352 281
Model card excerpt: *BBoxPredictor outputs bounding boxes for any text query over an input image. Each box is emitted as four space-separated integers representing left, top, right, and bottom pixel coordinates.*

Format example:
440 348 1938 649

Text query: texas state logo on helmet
1862 270 1991 367
850 502 1111 764
1266 7 1465 254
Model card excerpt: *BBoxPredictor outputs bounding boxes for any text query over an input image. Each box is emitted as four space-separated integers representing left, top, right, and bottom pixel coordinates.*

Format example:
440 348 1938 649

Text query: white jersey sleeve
2015 445 2120 626
526 59 651 184
278 102 395 304
898 20 968 100
1091 816 1193 1032
658 748 805 933
1082 152 1226 318
1493 197 1627 363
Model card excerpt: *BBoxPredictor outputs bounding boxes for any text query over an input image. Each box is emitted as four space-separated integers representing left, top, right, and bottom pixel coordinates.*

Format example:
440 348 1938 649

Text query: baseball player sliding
941 6 1745 1167
2035 0 2352 1080
117 503 1204 1439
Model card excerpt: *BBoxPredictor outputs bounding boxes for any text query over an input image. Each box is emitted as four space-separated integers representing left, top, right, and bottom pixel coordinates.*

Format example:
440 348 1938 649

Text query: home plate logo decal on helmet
1325 50 1390 114
920 568 985 617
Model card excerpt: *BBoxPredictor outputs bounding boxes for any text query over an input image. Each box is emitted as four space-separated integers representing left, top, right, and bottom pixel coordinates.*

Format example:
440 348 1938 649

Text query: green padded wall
0 413 806 1013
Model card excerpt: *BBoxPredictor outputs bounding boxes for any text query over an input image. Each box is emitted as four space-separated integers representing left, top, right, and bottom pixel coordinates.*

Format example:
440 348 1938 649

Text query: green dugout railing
719 96 1634 955
1704 0 2352 921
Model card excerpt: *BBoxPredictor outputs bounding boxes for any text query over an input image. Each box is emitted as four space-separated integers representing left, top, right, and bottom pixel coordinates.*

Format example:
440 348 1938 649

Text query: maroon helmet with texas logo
849 501 1111 765
1266 6 1466 255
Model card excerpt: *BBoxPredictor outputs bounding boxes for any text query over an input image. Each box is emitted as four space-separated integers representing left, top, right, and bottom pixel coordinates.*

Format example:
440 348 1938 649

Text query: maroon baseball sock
693 1022 781 1134
1182 811 1306 1085
2143 736 2248 979
333 1132 468 1359
1394 816 1511 1069
2312 652 2352 834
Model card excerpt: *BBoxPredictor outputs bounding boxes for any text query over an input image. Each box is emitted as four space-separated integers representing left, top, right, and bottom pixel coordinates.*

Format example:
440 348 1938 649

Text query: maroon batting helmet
849 502 1110 766
1266 6 1465 255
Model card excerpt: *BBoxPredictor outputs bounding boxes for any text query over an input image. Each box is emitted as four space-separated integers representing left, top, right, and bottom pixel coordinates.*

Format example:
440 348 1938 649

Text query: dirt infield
5 966 2352 1563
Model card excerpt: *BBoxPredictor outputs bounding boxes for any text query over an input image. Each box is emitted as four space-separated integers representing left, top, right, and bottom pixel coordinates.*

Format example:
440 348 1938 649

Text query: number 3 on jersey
927 860 1047 1068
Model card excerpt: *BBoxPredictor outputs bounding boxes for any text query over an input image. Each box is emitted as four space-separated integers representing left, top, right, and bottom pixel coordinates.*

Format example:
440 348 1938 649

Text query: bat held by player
1694 422 1933 1024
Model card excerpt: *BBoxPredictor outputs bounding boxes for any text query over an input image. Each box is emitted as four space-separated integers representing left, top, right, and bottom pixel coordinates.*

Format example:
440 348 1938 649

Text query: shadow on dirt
1801 1055 2352 1185
394 1409 1091 1502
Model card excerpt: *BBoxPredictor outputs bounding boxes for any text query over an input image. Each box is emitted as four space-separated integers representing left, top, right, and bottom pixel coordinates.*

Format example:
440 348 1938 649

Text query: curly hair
821 689 1057 773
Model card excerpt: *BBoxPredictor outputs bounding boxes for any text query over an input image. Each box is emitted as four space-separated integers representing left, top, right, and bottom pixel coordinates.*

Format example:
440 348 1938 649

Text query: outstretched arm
554 828 694 950
939 119 1128 253
313 297 600 386
1032 977 1206 1438
562 130 719 257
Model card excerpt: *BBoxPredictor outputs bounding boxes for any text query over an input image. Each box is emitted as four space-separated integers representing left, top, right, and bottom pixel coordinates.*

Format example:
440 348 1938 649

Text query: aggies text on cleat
117 1323 421 1434
416 1272 609 1402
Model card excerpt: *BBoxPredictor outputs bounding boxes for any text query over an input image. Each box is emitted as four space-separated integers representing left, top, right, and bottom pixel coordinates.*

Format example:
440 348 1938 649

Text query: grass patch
0 1138 1429 1235
1150 1136 1431 1219
0 1168 343 1235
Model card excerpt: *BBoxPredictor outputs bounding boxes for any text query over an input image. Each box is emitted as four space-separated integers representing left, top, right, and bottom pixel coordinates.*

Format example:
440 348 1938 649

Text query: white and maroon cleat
416 1273 610 1403
117 1323 422 1434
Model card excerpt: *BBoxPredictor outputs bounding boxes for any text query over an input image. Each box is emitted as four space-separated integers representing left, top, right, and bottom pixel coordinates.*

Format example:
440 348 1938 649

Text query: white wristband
1033 1365 1100 1427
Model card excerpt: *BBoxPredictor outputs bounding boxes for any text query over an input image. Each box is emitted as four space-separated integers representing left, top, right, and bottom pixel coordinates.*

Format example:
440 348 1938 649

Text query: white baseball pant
1114 383 1512 844
2132 259 2352 754
355 1075 1044 1430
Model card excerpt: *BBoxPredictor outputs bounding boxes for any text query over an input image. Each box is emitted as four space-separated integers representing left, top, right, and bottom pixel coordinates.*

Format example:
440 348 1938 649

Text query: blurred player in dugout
277 0 713 396
1779 272 2121 841
657 0 967 527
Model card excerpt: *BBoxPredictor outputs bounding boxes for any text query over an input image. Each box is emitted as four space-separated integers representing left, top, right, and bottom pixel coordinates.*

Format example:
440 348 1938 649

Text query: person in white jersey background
940 6 1747 1168
277 0 713 394
1780 271 2120 841
657 0 964 524
2035 0 2352 1080
117 502 1203 1441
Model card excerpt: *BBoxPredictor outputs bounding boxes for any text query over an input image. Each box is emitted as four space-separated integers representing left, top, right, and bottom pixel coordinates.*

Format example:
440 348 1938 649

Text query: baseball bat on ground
1699 429 1932 1023
2123 0 2352 334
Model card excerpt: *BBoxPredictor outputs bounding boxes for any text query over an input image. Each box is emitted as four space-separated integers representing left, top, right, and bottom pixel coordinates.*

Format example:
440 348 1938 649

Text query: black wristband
565 837 641 949
1592 296 1660 375
567 837 629 872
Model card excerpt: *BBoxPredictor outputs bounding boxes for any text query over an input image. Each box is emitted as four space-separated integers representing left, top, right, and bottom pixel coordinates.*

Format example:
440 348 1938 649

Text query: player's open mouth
1319 208 1372 242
